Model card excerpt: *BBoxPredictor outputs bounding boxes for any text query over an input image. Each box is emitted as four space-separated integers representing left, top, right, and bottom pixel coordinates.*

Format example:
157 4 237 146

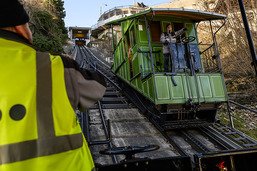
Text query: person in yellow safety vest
0 0 106 171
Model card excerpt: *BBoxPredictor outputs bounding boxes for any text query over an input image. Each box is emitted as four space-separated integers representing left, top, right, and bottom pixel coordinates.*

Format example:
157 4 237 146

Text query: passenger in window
160 24 176 72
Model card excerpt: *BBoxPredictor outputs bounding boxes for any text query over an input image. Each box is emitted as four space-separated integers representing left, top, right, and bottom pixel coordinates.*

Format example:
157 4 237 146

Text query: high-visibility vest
0 37 94 171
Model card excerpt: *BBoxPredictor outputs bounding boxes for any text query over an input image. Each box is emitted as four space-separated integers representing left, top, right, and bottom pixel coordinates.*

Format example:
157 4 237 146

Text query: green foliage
46 0 67 35
47 0 66 19
27 0 67 54
33 32 63 54
218 106 257 140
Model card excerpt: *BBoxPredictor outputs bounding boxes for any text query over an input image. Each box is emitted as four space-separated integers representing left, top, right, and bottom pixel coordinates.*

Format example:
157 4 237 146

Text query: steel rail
98 100 118 164
200 125 243 149
77 47 119 163
180 130 211 153
81 46 111 70
197 127 231 150
80 47 122 91
228 100 257 116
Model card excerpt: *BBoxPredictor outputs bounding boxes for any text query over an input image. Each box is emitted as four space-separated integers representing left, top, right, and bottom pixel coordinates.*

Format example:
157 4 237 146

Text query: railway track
75 46 257 171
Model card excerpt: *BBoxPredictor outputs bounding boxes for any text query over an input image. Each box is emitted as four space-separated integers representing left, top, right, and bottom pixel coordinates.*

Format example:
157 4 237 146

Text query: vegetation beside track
218 105 257 140
23 0 67 54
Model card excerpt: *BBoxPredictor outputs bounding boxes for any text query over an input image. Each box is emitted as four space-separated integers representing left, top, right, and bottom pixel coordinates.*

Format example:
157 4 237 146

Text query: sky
64 0 170 27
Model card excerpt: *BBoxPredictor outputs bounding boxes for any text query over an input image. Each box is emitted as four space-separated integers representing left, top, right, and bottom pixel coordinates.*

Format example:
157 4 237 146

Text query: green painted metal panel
183 75 201 102
118 65 121 77
132 52 140 76
113 38 127 74
152 73 227 104
120 44 124 65
121 63 124 78
142 80 148 97
138 20 148 44
120 60 123 78
122 20 134 34
155 76 170 100
125 60 129 81
113 49 118 71
117 46 121 66
147 76 155 101
188 76 198 99
152 46 163 72
127 61 130 81
115 72 226 105
169 75 185 99
137 77 143 92
139 46 152 75
182 76 191 100
138 53 144 76
198 76 213 98
210 75 225 98
182 74 226 103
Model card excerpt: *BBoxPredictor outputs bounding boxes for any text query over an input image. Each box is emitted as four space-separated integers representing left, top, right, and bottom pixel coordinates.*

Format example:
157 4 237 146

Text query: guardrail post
227 101 235 128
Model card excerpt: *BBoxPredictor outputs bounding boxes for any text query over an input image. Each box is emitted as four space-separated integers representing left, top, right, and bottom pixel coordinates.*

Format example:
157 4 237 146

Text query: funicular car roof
108 8 226 24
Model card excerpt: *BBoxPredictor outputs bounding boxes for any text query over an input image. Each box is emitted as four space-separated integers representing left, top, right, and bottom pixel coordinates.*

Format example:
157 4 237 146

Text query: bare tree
198 0 257 98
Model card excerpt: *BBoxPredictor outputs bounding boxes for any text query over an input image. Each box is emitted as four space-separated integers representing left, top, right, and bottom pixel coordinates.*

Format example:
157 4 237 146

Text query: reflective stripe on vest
0 52 83 164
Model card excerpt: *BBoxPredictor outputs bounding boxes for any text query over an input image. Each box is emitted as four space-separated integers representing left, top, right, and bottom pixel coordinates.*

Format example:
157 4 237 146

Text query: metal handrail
101 5 136 16
200 43 214 54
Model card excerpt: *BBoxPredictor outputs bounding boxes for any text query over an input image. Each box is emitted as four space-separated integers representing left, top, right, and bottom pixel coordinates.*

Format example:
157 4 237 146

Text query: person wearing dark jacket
0 0 106 170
